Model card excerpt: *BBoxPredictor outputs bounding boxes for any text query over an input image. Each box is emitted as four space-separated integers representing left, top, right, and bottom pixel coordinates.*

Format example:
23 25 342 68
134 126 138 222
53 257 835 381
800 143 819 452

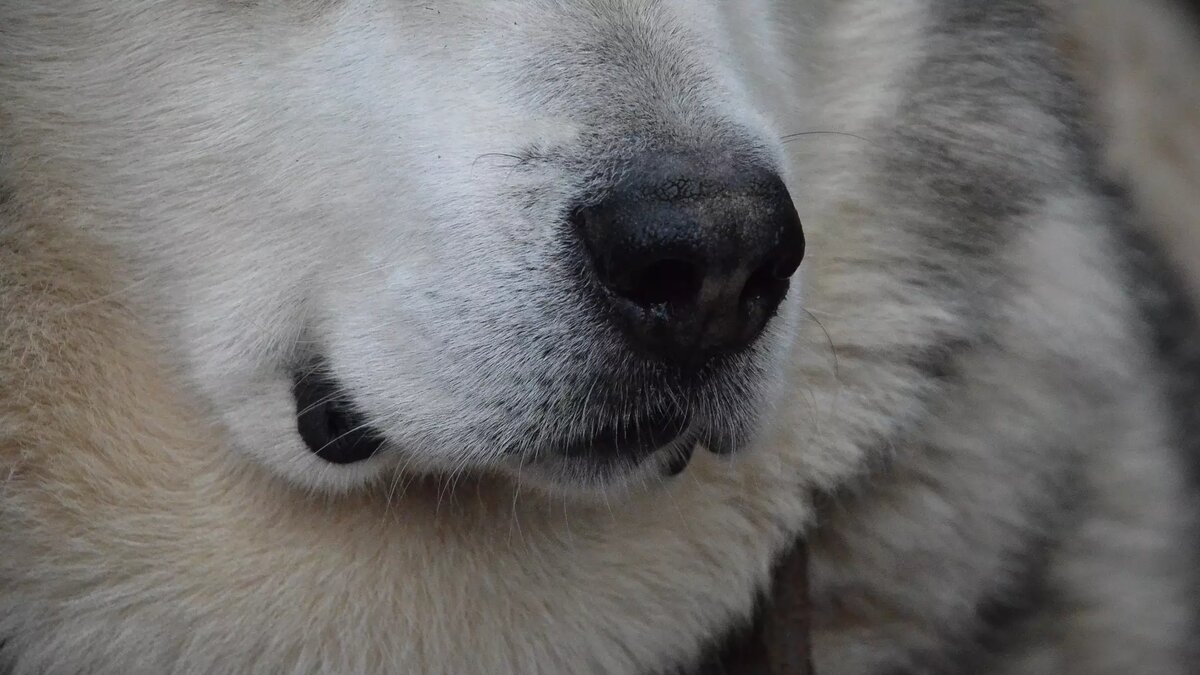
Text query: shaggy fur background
1053 0 1200 296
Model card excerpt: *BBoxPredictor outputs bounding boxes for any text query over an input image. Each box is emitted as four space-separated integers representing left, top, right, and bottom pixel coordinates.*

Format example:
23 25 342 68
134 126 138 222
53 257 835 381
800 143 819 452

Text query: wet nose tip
572 153 804 366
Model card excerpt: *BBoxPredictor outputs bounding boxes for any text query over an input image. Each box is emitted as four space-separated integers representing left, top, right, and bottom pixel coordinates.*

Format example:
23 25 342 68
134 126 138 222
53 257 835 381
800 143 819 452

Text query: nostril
572 204 704 309
741 259 789 306
615 259 702 307
743 231 804 308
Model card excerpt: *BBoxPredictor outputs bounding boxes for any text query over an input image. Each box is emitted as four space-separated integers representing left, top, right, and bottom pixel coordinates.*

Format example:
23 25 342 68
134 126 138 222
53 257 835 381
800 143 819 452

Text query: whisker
311 419 379 458
780 130 877 148
800 307 841 382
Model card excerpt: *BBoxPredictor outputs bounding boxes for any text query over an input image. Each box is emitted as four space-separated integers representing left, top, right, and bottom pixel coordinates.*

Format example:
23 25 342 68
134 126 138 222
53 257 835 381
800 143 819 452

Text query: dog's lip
541 412 707 476
558 411 692 461
292 365 384 464
663 441 697 476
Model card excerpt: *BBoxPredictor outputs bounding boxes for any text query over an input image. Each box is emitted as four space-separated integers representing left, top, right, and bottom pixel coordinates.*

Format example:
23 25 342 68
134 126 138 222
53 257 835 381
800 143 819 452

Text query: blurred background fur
1053 0 1200 297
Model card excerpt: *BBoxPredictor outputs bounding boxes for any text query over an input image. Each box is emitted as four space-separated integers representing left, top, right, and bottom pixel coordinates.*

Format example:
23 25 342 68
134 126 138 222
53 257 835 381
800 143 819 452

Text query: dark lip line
520 417 706 466
292 354 740 473
558 412 692 457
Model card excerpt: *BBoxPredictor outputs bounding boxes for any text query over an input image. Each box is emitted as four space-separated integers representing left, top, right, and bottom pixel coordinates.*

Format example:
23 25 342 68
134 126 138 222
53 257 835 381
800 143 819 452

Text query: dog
1 1 1196 673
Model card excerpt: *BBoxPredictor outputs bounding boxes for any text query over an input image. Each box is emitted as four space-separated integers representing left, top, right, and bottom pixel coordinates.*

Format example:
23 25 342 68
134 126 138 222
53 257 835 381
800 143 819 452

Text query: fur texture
1050 0 1200 299
1 1 1196 673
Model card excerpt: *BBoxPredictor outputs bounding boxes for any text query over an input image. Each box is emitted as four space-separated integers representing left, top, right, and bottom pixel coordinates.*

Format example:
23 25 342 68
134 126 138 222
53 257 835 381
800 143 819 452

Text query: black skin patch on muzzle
292 364 384 464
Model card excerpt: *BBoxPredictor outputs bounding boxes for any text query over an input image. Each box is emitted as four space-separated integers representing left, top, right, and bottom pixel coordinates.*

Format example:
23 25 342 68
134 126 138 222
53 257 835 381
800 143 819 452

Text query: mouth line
291 358 737 480
539 412 705 477
292 364 385 465
558 411 692 460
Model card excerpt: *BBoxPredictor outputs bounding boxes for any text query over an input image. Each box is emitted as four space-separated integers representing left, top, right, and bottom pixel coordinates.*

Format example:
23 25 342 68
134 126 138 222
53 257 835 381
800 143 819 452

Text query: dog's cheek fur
0 0 807 493
0 222 823 674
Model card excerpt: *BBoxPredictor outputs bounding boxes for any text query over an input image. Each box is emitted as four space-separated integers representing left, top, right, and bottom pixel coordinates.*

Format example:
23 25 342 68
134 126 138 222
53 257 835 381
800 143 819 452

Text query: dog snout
572 153 804 367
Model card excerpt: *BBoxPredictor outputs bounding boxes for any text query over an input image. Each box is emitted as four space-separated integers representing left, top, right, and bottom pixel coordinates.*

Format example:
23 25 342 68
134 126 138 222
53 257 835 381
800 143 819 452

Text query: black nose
572 153 804 366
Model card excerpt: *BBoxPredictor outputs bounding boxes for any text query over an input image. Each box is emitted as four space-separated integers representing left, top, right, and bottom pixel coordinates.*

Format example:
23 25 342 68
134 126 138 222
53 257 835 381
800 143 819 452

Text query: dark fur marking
926 521 1061 674
680 541 811 675
679 596 767 675
802 2 1114 671
912 1 1200 664
1106 191 1200 662
690 5 1096 670
881 0 1089 320
1181 0 1200 26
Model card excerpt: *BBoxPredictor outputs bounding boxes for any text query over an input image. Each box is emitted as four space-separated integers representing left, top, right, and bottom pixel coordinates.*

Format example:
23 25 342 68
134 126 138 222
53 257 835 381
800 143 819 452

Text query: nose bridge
521 0 753 155
599 32 746 154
